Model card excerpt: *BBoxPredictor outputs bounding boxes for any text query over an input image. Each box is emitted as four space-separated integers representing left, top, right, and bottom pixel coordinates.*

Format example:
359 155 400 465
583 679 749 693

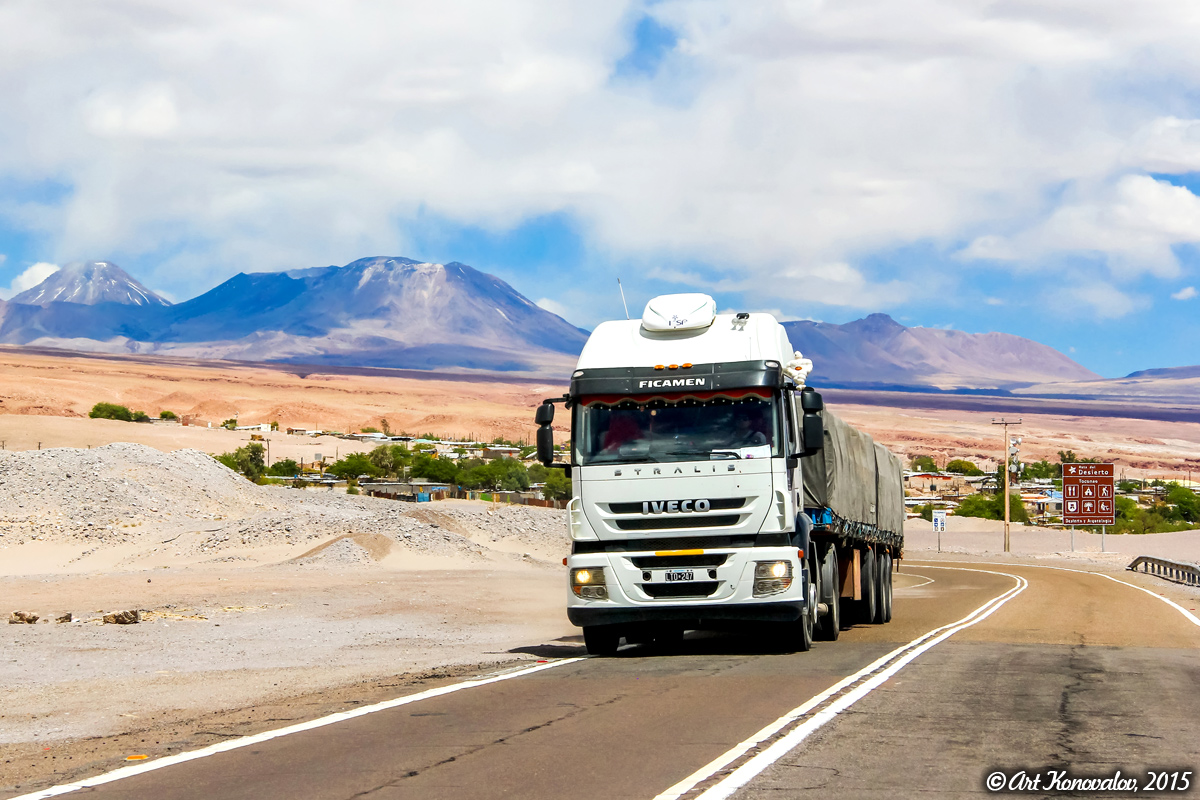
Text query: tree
954 492 1028 523
411 453 460 483
267 458 299 477
910 455 937 471
159 410 178 420
326 453 382 480
89 402 133 421
542 469 572 500
214 443 266 481
131 410 151 422
945 459 984 476
1166 484 1200 523
361 426 380 434
528 463 549 484
221 418 237 430
918 503 934 521
1021 460 1055 481
368 444 410 478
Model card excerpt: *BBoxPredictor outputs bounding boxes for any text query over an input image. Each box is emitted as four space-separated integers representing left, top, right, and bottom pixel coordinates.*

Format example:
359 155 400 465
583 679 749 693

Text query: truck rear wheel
878 552 893 623
583 626 621 656
859 547 878 625
817 543 840 641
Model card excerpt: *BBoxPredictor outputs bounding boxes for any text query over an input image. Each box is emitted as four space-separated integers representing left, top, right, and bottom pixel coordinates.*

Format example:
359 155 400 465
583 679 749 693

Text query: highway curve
7 561 1200 800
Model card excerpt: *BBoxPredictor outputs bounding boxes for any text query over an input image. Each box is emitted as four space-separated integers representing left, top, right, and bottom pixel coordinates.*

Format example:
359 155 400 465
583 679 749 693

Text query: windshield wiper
664 448 741 460
708 450 742 460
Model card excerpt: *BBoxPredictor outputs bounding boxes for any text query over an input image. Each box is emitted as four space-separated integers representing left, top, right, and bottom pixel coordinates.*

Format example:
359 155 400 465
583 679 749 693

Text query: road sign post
1061 464 1116 546
932 510 947 552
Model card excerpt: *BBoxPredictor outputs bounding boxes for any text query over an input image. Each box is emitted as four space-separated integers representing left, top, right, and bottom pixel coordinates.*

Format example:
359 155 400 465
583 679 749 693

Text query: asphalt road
9 562 1200 800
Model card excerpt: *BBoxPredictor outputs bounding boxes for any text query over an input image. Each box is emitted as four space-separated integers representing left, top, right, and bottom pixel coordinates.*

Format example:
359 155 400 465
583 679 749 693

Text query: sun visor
641 293 717 332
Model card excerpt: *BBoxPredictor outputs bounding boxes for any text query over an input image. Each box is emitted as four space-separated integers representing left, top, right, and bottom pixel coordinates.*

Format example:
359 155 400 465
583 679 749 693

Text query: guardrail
1127 556 1200 587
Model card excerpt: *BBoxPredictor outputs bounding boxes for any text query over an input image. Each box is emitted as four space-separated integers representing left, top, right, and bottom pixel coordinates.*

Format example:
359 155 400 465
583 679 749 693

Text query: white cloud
4 3 1200 304
1172 285 1198 300
984 297 1004 306
1061 281 1148 319
0 262 59 300
535 297 571 319
960 176 1200 279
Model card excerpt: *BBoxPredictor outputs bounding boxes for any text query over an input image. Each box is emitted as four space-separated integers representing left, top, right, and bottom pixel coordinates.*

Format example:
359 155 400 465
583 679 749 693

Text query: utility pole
992 418 1022 553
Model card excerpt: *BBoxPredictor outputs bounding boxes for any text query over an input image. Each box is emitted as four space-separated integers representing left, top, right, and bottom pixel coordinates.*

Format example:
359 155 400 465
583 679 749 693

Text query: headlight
571 567 608 599
753 560 793 597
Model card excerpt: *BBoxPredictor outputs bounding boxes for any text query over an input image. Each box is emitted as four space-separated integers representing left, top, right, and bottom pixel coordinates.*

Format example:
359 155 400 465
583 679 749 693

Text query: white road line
896 571 935 589
924 560 1200 629
653 567 1026 800
9 658 585 800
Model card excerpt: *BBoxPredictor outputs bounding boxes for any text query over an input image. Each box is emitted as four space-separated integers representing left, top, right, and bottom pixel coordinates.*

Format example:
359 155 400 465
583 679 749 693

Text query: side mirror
802 414 824 454
786 455 800 470
800 388 824 412
536 424 555 466
534 402 555 426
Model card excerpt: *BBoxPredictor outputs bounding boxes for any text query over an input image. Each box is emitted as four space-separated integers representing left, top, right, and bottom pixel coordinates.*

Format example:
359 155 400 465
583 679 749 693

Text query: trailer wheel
880 552 894 623
860 547 878 624
872 550 891 624
583 626 621 656
817 543 840 641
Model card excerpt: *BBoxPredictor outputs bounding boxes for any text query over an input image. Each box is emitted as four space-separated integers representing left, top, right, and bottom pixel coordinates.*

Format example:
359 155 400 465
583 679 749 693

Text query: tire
881 552 894 623
786 563 814 652
583 626 621 656
860 547 877 625
872 550 890 624
817 542 840 641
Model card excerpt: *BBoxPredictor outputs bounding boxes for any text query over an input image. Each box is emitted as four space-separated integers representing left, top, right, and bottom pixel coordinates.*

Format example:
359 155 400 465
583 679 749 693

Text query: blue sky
3 2 1200 378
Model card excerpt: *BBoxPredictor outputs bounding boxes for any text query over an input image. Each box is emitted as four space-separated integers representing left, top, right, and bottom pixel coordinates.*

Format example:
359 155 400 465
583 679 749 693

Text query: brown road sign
1062 463 1115 525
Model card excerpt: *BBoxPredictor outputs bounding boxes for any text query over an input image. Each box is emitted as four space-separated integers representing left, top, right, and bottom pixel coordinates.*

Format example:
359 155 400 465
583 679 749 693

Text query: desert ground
4 347 1200 795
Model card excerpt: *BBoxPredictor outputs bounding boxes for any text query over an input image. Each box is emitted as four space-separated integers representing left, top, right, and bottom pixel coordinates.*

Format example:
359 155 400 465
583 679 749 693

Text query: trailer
534 293 905 654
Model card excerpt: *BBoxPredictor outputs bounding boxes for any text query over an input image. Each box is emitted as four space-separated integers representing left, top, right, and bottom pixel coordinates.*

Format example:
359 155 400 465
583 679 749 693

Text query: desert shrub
954 493 1028 523
220 418 237 430
945 459 984 476
159 410 178 420
347 485 361 495
213 443 266 481
267 458 299 477
917 503 934 521
360 426 380 434
131 410 150 422
910 455 937 471
89 402 133 421
325 453 382 480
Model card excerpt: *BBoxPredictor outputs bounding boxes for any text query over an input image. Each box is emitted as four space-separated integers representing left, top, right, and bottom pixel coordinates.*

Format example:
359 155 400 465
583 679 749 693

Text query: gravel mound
0 444 564 562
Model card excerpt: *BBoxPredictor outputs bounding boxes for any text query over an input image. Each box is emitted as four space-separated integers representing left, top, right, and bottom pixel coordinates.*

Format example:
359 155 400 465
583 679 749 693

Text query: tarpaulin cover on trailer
802 409 904 536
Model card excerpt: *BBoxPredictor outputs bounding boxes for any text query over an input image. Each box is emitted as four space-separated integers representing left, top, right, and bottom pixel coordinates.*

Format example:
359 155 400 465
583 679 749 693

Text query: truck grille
614 515 740 531
607 498 746 514
631 554 729 569
642 581 720 599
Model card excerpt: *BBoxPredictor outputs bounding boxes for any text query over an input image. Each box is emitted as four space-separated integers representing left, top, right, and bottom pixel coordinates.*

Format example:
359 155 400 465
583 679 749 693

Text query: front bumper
566 544 806 629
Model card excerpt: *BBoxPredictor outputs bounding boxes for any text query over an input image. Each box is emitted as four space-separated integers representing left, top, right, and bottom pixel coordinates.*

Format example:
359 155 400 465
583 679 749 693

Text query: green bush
220 418 237 430
945 459 984 476
325 453 382 480
954 493 1028 523
910 455 937 471
213 443 266 481
918 503 934 521
267 458 300 477
347 485 361 495
131 410 150 422
89 402 133 421
159 410 178 420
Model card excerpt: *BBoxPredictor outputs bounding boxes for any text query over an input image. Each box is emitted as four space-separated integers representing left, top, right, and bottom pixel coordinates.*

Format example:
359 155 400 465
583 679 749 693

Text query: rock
102 610 140 625
8 611 39 624
56 613 74 623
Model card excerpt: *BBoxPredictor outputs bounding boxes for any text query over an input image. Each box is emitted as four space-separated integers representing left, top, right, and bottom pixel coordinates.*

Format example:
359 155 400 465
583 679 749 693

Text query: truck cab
535 294 827 655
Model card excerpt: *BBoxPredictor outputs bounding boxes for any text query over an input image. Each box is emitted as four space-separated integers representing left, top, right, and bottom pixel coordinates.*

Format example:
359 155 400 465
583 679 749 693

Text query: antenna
617 278 630 320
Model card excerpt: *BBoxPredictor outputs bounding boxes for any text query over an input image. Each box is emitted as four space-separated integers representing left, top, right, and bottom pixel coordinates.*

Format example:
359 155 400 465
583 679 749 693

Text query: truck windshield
575 389 781 466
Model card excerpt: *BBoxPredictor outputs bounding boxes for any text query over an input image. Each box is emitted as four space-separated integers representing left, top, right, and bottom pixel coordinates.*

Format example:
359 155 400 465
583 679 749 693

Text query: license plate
664 569 695 582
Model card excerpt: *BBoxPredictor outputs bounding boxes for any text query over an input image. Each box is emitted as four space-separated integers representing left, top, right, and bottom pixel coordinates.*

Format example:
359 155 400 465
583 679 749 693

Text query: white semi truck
535 293 904 655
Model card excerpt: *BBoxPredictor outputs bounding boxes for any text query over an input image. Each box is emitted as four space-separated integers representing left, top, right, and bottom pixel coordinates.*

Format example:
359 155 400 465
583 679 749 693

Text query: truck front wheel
817 542 840 641
787 564 814 653
583 626 622 656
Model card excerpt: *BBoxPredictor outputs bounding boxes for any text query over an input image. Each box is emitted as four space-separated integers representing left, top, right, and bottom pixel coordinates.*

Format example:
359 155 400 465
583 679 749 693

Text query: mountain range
0 257 1125 390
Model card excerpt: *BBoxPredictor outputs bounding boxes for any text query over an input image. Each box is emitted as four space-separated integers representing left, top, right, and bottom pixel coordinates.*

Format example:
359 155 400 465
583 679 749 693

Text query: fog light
754 561 793 597
572 567 607 598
